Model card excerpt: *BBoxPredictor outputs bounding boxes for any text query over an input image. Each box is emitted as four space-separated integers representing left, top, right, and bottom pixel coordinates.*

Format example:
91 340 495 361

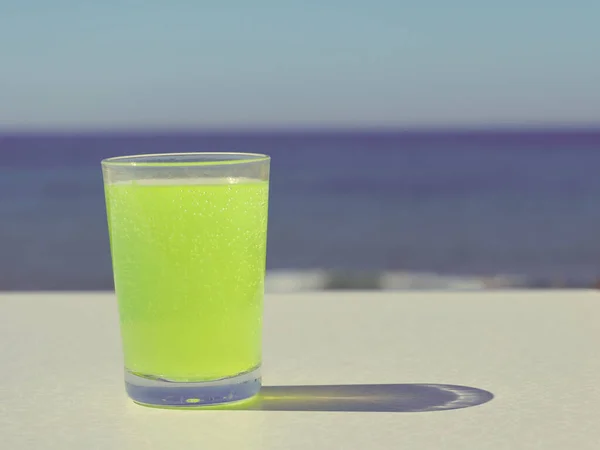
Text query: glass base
124 367 261 408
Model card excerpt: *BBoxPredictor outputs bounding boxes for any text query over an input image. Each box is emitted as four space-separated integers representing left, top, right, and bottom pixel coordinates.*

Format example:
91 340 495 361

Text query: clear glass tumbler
102 153 270 408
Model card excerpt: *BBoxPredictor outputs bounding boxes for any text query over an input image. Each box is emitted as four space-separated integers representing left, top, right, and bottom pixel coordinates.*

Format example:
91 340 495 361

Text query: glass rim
101 152 270 167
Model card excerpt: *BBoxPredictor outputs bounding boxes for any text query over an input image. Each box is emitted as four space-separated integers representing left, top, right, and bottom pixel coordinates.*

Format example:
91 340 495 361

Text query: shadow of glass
216 384 493 412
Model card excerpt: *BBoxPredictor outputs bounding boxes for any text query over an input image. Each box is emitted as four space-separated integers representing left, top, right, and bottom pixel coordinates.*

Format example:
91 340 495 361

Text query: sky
1 1 599 130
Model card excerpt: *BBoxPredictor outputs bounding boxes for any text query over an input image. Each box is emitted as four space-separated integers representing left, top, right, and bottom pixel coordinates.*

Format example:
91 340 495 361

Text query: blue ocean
1 130 599 290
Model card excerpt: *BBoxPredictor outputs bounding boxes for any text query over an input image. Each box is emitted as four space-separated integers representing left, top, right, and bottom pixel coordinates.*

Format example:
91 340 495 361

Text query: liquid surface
105 178 269 381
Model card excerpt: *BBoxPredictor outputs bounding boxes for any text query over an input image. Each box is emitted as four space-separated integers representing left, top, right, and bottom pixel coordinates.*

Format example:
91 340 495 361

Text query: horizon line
2 123 600 136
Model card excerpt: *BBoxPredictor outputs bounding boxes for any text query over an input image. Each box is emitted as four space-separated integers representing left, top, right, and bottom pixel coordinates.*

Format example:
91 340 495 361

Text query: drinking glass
102 153 270 408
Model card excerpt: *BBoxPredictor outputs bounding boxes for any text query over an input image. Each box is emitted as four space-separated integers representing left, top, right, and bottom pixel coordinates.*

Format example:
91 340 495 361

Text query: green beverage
105 178 269 382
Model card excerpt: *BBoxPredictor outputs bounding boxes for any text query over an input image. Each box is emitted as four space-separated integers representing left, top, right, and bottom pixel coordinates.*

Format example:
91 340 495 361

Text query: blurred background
1 2 599 291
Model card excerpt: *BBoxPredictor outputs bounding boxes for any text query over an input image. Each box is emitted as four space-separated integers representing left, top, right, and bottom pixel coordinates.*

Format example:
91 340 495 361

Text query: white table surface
1 291 599 449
